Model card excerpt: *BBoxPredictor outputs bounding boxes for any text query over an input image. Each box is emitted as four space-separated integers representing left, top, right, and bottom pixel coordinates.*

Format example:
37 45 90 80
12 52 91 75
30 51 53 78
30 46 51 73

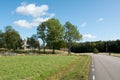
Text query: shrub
93 48 99 54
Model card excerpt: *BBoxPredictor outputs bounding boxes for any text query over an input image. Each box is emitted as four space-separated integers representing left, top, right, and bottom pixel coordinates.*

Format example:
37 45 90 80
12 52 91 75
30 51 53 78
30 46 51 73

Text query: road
90 54 120 80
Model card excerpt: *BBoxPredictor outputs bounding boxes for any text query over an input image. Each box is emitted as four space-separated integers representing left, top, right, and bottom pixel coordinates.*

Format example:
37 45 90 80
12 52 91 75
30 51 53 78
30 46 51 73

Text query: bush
93 48 99 54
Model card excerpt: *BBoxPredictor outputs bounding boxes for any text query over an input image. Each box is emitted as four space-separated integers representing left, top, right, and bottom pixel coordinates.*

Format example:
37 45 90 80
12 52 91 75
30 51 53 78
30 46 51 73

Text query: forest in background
71 40 120 53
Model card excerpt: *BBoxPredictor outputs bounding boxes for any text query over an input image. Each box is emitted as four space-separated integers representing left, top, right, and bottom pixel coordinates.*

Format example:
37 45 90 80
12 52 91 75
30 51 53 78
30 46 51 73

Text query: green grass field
0 55 91 80
60 55 91 80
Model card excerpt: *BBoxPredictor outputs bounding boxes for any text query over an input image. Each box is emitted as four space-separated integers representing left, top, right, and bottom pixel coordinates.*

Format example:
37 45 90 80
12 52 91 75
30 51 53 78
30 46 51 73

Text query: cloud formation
14 20 32 28
13 15 55 28
97 18 104 22
83 34 96 39
81 22 87 27
13 3 55 28
16 3 48 18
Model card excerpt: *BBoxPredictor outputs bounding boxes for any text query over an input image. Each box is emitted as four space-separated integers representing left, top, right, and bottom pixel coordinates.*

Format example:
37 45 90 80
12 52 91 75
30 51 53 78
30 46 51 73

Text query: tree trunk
43 42 45 54
68 41 71 55
52 46 55 54
38 47 40 54
44 47 45 54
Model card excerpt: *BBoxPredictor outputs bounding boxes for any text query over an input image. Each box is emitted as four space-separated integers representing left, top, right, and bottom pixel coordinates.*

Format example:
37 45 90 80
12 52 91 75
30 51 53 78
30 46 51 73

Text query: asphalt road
90 54 120 80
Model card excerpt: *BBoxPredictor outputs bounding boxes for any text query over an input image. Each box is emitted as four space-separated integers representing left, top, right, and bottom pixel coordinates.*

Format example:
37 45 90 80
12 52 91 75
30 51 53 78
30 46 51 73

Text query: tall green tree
46 18 64 54
4 26 21 50
46 40 67 50
0 30 5 48
64 21 82 54
37 22 47 54
0 30 2 35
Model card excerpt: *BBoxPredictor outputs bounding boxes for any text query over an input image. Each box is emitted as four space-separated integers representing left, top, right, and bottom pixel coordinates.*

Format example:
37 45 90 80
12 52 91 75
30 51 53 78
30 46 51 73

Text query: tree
71 40 120 53
27 37 35 51
37 22 47 54
0 30 2 36
46 18 64 54
64 21 82 54
4 26 21 51
93 48 99 54
27 35 40 52
46 40 67 50
0 30 5 48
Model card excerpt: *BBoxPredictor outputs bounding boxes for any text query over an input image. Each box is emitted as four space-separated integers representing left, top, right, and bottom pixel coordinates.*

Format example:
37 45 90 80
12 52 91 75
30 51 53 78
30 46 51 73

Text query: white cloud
81 22 87 27
83 34 96 39
14 3 55 28
14 17 51 28
31 17 50 26
16 3 48 17
97 18 104 22
13 20 32 28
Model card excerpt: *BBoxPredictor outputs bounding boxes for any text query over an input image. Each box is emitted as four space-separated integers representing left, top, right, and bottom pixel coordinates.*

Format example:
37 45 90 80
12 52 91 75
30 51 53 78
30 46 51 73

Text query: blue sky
0 0 120 42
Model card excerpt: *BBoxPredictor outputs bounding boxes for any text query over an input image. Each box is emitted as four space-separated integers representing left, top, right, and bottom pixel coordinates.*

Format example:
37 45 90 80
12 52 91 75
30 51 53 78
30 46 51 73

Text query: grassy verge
60 55 91 80
0 55 79 80
47 56 82 80
111 53 120 57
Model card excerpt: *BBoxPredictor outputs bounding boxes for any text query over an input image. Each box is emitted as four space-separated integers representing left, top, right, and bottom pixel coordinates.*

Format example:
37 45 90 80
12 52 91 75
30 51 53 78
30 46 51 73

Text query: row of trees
0 26 22 50
1 18 120 54
37 18 82 54
71 40 120 53
0 18 82 54
0 26 40 52
26 35 40 51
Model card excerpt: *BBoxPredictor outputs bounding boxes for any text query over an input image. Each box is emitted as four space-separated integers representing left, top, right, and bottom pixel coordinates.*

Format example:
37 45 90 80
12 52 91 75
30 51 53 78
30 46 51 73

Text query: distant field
0 55 91 80
111 53 120 57
100 53 120 57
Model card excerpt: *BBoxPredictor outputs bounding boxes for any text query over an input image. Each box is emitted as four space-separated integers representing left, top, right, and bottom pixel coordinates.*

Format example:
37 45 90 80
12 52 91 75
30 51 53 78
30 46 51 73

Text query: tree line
71 40 120 53
0 26 22 51
0 26 40 52
0 18 82 54
37 18 82 54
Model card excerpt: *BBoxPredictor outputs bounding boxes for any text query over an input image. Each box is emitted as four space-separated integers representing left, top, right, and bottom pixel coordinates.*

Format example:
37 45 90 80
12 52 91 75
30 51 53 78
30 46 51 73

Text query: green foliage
71 40 120 53
37 22 47 53
27 36 40 51
4 26 21 50
46 18 64 54
0 30 6 48
0 56 78 80
37 19 83 54
37 18 65 54
46 40 67 50
93 48 99 54
64 21 82 42
54 40 67 49
64 21 82 54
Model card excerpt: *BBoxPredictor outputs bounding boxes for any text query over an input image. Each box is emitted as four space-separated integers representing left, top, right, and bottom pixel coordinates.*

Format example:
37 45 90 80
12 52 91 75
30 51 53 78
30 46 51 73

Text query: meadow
0 55 91 80
60 55 91 80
